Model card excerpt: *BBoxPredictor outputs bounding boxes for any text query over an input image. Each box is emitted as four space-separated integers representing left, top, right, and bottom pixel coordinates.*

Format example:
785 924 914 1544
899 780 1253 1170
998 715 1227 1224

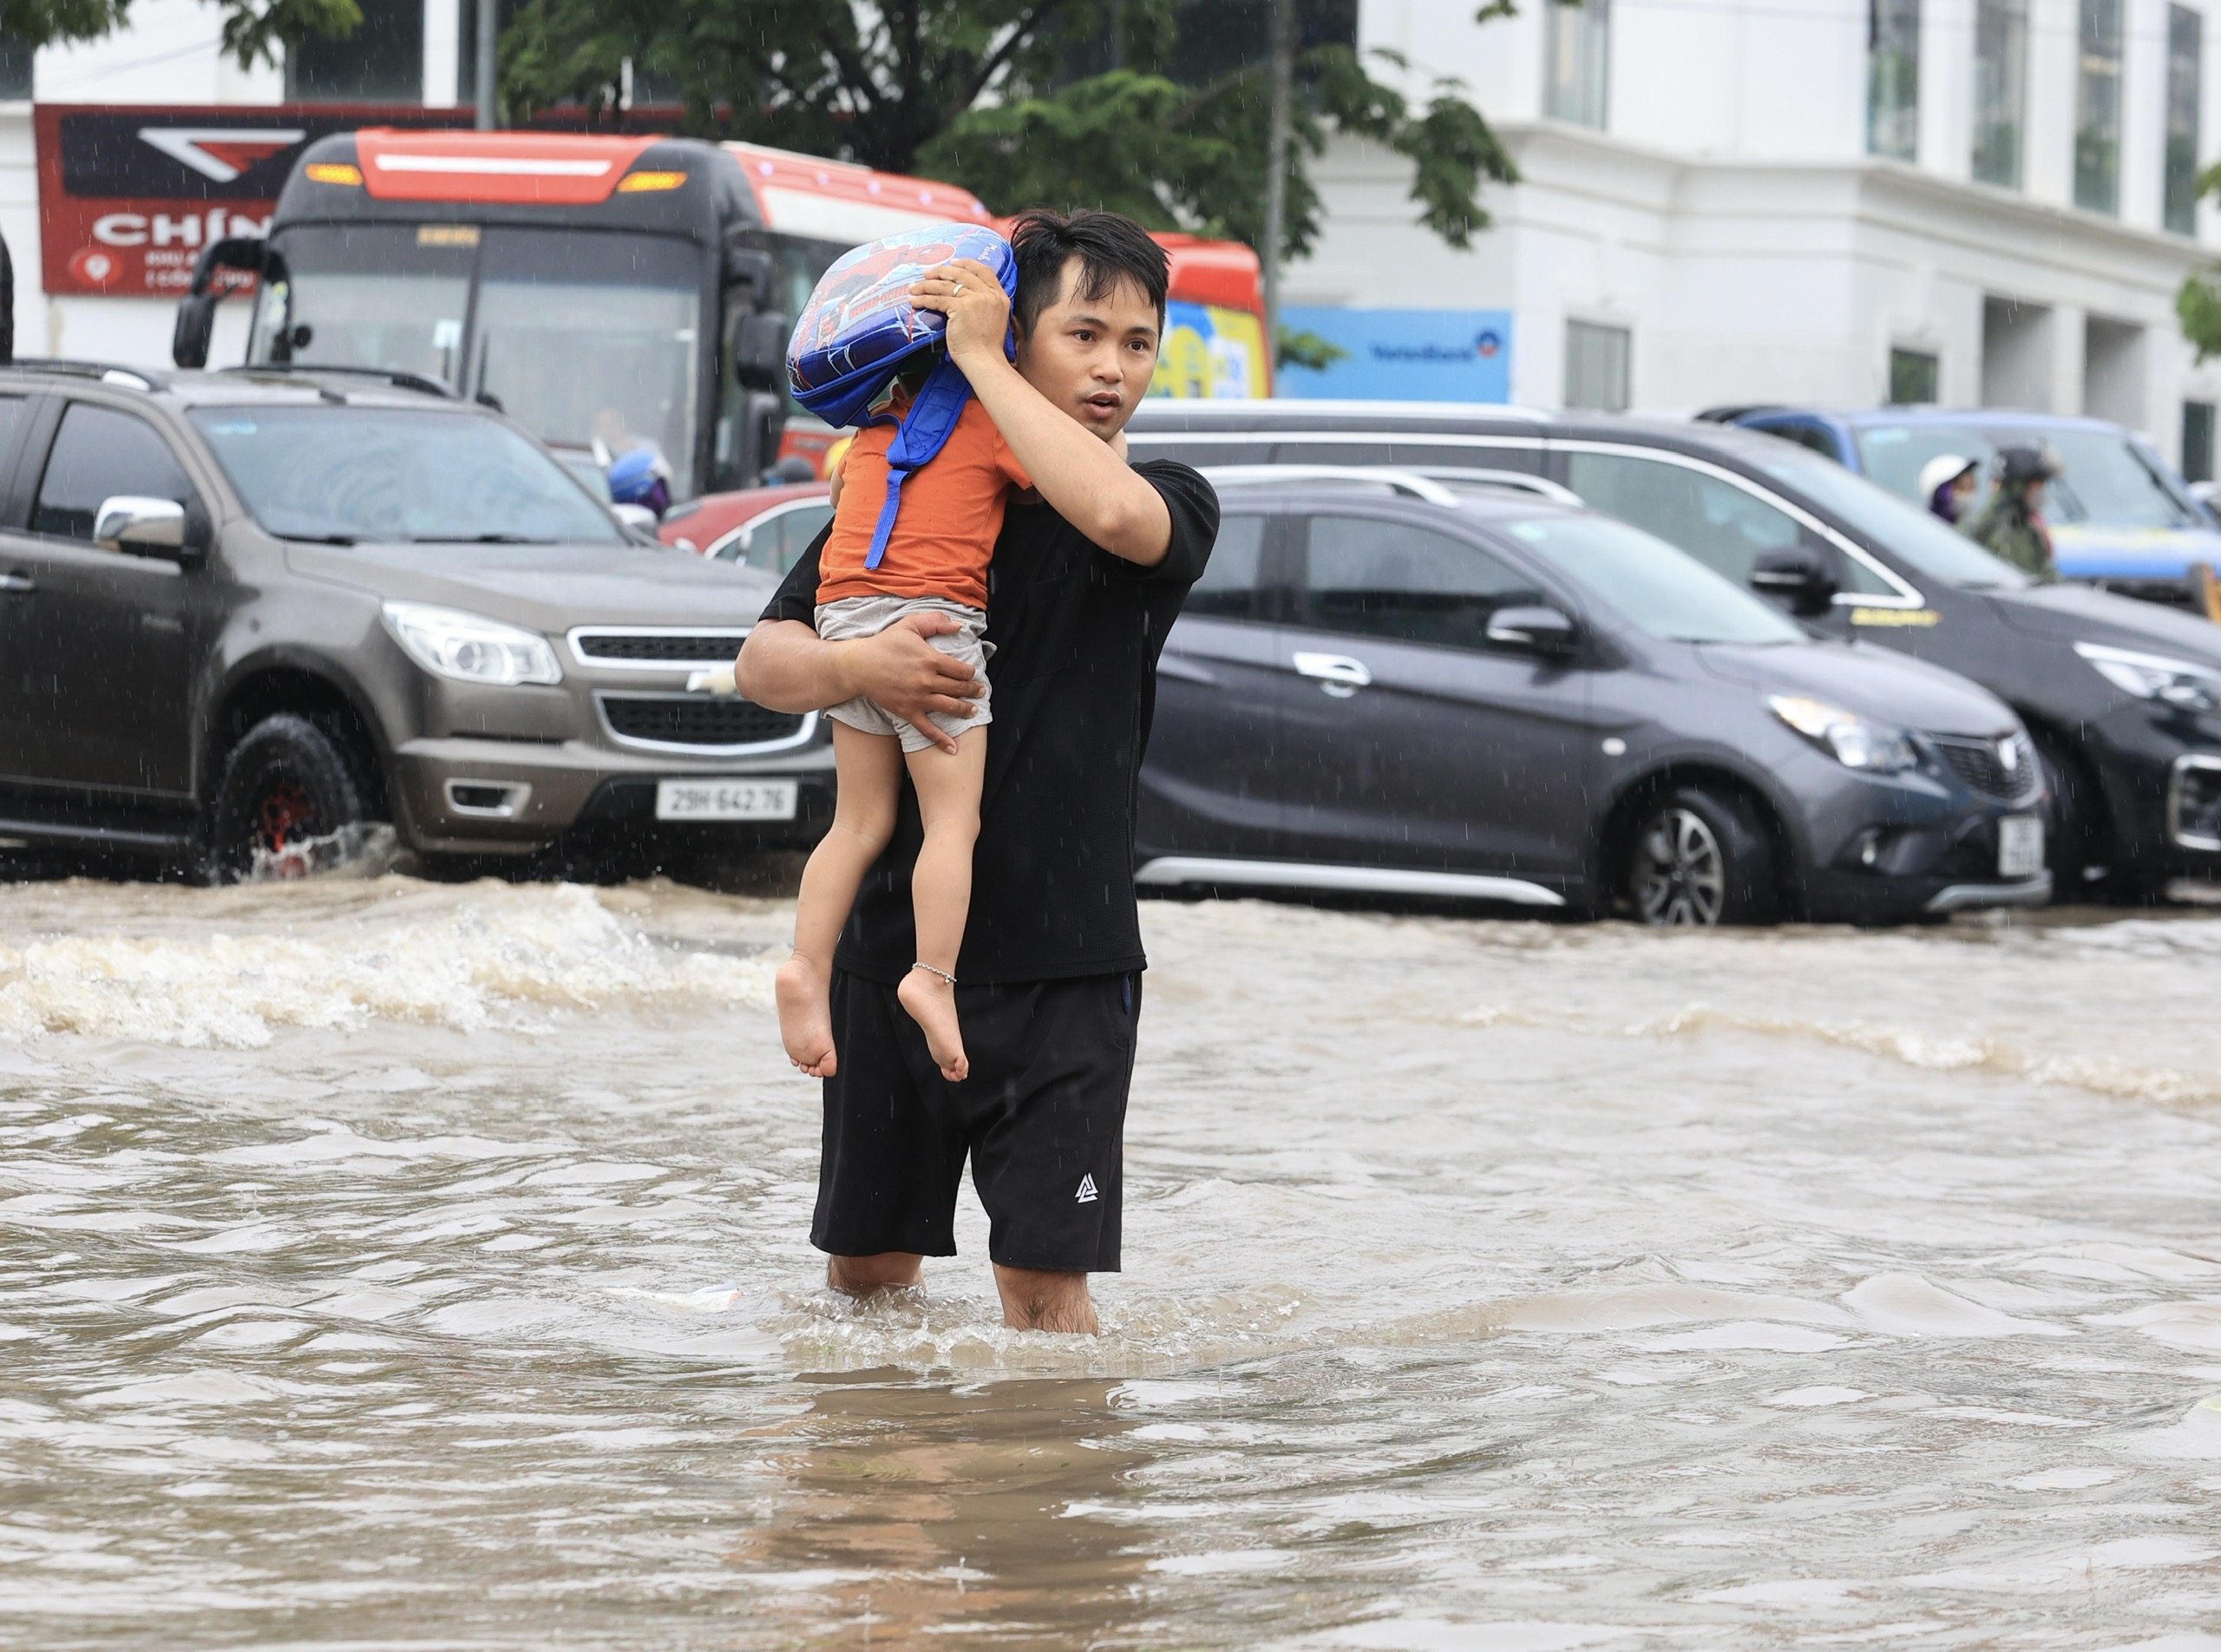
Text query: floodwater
3 873 2219 1650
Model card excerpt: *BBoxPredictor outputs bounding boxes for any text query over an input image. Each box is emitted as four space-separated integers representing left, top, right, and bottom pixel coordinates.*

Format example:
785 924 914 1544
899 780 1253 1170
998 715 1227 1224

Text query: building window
1544 0 1610 129
0 36 31 99
2166 5 2205 236
1564 319 1630 412
1867 0 1919 161
2074 0 2123 214
1890 348 1940 405
288 0 423 101
2185 402 2216 483
1971 0 2028 189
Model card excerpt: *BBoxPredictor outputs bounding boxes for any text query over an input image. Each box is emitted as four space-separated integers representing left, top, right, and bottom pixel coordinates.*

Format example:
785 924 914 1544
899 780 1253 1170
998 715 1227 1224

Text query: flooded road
3 874 2219 1649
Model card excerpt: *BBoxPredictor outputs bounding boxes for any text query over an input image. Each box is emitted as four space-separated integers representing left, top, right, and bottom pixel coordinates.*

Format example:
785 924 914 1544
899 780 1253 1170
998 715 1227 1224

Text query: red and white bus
172 129 1268 502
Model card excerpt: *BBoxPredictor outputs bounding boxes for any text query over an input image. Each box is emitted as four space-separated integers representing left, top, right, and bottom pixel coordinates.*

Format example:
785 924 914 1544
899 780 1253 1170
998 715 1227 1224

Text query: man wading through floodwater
736 211 1218 1334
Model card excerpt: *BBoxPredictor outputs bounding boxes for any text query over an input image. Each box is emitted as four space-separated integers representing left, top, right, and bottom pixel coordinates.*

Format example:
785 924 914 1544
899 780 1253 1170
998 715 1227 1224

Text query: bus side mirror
172 236 270 369
173 293 219 370
722 246 772 292
0 227 13 364
736 311 788 392
744 390 784 484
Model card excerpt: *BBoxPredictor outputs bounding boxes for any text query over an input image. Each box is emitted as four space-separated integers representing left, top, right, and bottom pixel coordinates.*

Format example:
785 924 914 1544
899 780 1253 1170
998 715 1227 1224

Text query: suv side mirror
1486 604 1580 655
95 495 187 556
736 310 789 392
1750 546 1838 617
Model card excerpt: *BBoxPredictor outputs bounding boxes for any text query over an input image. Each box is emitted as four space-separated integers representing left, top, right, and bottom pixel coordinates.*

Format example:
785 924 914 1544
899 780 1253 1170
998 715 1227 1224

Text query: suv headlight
2074 641 2221 712
1768 693 1920 772
383 602 561 686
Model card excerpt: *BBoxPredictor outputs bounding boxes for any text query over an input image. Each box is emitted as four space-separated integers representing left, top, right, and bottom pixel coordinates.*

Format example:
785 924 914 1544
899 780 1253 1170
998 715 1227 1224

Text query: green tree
2182 161 2221 361
3 0 363 72
499 2 1561 266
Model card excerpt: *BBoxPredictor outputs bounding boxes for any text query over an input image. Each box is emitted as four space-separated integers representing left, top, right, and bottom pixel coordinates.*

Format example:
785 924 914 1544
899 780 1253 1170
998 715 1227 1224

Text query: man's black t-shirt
762 459 1218 986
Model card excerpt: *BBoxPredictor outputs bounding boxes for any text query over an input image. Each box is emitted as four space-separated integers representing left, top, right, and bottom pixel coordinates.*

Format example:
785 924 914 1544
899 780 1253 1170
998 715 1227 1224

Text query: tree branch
953 0 1068 110
1163 61 1264 133
813 13 879 117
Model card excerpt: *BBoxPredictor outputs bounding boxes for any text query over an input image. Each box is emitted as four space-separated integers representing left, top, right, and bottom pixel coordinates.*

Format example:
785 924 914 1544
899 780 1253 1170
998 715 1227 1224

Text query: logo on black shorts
1075 1174 1099 1204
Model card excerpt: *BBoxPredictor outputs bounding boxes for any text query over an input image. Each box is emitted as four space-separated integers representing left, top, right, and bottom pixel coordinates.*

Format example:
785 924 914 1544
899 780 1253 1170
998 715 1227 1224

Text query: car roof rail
215 363 461 399
1201 464 1462 508
3 357 163 390
1404 466 1586 507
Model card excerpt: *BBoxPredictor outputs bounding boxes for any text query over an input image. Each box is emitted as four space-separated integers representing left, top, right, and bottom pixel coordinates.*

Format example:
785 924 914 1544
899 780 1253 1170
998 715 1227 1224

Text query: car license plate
655 778 797 822
1998 815 2045 878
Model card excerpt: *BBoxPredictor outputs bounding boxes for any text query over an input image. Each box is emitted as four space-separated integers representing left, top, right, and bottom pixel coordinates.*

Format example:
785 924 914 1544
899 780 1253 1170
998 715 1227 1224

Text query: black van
1130 402 2221 898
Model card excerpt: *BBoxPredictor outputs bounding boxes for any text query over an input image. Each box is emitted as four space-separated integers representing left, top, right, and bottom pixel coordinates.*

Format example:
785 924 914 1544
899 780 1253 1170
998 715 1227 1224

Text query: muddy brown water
2 874 2218 1649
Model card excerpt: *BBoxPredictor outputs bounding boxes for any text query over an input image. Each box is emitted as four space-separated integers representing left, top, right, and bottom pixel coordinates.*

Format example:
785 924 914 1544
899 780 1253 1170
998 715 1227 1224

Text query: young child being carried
774 269 1030 1086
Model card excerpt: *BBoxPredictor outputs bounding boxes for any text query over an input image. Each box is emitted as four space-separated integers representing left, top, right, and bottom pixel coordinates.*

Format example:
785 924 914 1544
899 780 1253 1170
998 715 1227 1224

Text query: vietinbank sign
34 104 469 297
1278 307 1512 402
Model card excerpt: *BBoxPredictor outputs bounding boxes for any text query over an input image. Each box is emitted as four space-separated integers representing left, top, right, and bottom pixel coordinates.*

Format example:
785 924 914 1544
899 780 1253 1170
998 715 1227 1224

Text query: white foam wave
1844 1273 2071 1338
2042 919 2221 960
1628 1004 2221 1109
0 883 776 1047
2088 1300 2221 1352
1502 1284 1857 1335
240 823 400 884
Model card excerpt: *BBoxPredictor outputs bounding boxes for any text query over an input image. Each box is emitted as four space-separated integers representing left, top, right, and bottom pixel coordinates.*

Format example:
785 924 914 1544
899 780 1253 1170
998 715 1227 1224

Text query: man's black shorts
810 969 1140 1272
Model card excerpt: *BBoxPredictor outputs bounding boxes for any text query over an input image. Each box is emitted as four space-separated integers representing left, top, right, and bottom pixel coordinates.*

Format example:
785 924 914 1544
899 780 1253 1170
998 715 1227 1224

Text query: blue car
1704 405 2221 608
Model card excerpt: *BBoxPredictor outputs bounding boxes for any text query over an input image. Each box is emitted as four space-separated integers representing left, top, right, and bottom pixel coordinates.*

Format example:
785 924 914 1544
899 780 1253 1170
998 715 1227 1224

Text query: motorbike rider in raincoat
1919 452 1979 525
1962 443 2061 581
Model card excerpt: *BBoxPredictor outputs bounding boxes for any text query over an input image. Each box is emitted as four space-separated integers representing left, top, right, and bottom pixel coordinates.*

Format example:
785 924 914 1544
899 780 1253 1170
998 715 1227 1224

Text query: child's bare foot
776 956 838 1077
897 966 968 1083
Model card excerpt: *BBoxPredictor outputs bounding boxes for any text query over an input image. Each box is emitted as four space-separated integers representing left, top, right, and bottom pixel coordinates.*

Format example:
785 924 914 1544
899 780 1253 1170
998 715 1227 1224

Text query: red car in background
659 482 833 574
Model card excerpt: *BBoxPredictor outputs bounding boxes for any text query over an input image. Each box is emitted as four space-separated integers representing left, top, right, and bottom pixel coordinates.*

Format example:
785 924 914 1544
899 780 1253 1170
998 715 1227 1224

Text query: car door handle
0 571 33 594
1293 651 1372 698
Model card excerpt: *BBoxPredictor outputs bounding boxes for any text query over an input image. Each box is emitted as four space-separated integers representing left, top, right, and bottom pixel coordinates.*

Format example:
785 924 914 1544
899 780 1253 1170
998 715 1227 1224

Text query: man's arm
735 528 985 755
912 259 1172 567
737 614 983 755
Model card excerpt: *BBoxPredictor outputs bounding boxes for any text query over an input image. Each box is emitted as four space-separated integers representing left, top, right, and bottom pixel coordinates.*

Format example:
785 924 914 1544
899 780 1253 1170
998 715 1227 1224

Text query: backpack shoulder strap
863 353 976 571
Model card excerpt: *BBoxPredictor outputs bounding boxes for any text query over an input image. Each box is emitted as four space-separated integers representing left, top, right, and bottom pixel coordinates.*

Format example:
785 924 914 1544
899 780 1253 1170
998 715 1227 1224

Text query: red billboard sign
35 104 473 298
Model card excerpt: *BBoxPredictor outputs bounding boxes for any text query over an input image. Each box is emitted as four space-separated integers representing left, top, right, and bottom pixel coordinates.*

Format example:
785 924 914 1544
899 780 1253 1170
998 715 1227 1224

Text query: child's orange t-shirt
816 399 1032 613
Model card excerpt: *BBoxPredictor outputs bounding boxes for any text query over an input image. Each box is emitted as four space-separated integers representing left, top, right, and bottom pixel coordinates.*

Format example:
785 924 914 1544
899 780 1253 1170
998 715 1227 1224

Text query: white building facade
1295 0 2221 474
9 0 2221 471
0 0 464 368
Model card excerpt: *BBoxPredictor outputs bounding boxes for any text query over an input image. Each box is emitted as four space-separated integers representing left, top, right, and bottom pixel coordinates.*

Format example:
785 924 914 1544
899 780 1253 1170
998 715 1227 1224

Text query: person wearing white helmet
1918 453 1980 525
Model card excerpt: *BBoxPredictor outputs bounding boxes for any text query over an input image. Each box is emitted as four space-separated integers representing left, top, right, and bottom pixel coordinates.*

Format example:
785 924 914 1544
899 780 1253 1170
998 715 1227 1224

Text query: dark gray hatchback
1132 400 2221 900
1140 469 2049 924
0 362 828 877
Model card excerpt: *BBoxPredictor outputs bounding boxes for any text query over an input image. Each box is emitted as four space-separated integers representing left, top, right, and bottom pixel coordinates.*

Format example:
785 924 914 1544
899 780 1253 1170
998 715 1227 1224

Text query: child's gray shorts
814 594 993 754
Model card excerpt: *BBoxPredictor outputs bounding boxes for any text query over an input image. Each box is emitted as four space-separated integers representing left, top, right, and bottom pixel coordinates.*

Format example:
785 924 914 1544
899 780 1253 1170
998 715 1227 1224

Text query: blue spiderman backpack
786 223 1018 571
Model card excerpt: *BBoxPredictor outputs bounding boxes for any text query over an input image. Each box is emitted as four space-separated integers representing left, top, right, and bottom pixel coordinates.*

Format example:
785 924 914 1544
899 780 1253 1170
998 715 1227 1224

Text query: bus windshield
251 225 707 496
471 229 703 495
251 225 473 385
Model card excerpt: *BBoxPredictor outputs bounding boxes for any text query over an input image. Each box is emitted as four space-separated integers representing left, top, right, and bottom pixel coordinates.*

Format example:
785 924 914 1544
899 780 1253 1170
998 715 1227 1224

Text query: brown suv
0 362 829 878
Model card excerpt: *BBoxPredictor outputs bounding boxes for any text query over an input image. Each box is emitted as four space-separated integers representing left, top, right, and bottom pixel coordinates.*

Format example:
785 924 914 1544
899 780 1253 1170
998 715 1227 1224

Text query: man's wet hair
1009 208 1169 336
